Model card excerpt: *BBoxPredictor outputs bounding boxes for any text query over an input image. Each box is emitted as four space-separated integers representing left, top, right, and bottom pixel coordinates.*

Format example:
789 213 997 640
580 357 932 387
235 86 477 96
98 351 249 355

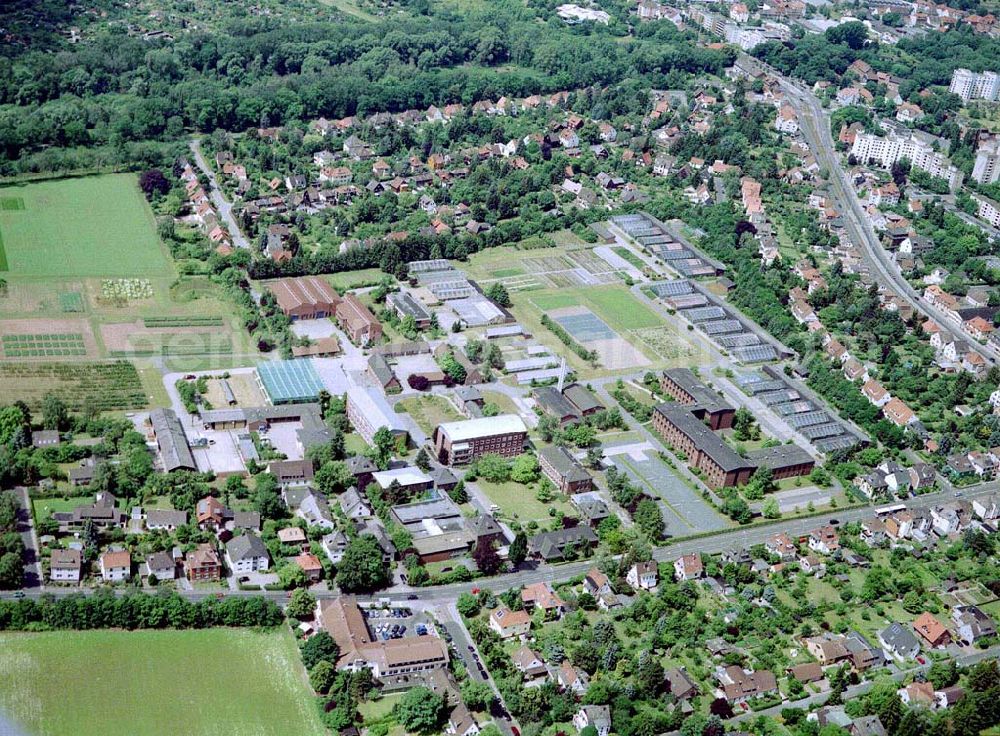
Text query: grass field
477 479 572 526
396 395 463 435
529 286 662 332
0 628 324 736
0 175 174 278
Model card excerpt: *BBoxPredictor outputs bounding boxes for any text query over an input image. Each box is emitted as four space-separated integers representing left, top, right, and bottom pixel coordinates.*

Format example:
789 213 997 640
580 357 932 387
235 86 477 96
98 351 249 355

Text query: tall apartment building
949 68 1000 102
851 132 964 191
973 137 1000 184
973 194 1000 228
433 415 527 465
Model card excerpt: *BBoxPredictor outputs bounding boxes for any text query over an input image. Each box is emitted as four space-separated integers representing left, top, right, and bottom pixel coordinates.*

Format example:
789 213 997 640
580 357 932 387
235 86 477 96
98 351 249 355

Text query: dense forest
754 24 1000 94
0 1 732 174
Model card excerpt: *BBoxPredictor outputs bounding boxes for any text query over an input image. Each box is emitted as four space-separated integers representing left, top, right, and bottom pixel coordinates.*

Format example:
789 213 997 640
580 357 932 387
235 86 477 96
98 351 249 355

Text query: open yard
396 395 463 435
31 495 91 522
0 175 173 278
476 479 572 526
0 628 324 736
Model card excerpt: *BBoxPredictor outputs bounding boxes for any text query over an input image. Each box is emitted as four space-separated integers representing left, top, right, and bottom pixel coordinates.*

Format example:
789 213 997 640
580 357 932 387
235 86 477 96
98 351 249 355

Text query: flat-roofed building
746 443 815 479
433 415 527 465
269 276 342 321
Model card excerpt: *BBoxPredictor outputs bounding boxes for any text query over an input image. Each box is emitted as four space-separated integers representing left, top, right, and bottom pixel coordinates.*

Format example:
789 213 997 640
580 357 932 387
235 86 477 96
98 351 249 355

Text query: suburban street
6 481 995 605
766 58 999 367
189 138 252 250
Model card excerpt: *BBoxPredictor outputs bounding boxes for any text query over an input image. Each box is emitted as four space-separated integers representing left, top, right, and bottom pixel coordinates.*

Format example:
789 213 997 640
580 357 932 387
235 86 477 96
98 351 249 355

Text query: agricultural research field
0 628 325 736
0 361 147 411
0 175 173 278
462 240 623 291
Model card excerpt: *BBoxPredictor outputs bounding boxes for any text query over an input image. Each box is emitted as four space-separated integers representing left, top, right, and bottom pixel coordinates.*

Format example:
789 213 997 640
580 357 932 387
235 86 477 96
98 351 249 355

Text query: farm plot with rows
0 361 148 410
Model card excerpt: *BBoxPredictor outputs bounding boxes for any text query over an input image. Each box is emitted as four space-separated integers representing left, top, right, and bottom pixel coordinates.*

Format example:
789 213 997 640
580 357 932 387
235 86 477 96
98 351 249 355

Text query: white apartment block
974 194 1000 228
949 68 1000 102
851 132 964 191
973 137 1000 184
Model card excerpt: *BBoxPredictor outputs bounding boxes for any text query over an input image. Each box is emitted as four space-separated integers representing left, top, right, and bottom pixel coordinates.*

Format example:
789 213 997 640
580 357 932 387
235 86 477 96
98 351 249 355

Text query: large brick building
269 276 341 321
336 294 383 345
652 403 755 488
659 368 735 430
433 415 527 465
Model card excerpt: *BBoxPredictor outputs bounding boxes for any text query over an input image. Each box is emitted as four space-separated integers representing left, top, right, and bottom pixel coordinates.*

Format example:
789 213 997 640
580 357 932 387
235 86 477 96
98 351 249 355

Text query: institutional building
433 415 527 465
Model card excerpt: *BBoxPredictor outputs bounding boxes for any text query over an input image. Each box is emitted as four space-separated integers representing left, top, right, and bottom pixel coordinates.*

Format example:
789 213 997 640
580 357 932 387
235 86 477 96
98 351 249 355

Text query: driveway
14 487 42 589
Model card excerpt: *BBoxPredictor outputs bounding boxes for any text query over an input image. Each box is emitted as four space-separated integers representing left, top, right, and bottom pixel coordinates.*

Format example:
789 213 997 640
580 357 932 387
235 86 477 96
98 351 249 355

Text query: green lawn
32 495 91 522
323 268 388 290
0 628 324 736
529 285 662 332
476 479 572 526
0 175 174 278
396 395 463 435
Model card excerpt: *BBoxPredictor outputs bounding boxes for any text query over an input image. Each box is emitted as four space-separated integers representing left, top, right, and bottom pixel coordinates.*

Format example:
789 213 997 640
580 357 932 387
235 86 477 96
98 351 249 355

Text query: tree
279 563 308 590
0 406 27 446
456 591 481 617
633 498 665 541
743 467 775 501
286 588 317 619
510 453 540 484
309 660 337 694
336 535 391 592
138 168 170 198
0 492 16 533
0 552 21 589
440 353 467 384
732 407 760 441
485 282 511 307
252 472 285 520
40 393 69 431
508 532 527 568
472 538 502 575
476 454 510 483
370 426 395 470
314 461 353 495
301 631 340 670
415 448 432 471
460 680 494 711
761 497 780 519
394 687 445 734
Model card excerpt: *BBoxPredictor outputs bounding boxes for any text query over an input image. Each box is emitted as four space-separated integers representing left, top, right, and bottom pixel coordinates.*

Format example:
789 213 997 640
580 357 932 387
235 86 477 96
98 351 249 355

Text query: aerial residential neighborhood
1 0 1000 735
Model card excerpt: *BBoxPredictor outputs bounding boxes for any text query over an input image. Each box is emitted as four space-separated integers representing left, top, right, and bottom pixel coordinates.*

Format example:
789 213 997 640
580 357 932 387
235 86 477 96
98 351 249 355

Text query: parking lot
607 444 731 534
362 606 435 642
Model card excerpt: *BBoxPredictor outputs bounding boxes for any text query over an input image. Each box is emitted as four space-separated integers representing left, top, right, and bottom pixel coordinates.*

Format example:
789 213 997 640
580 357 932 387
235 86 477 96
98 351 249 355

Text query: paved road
189 138 251 250
14 487 41 589
767 60 997 367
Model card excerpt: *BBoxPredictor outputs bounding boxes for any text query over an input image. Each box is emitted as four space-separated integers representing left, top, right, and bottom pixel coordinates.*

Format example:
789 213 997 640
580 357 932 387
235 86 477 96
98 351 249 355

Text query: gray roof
346 456 377 475
146 551 175 572
149 408 196 472
386 291 431 321
231 511 261 530
880 622 919 653
534 387 580 421
528 526 598 560
562 383 603 414
746 444 814 471
226 534 269 562
653 403 754 473
430 466 458 487
146 509 188 527
662 368 733 415
368 353 397 388
540 445 592 484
